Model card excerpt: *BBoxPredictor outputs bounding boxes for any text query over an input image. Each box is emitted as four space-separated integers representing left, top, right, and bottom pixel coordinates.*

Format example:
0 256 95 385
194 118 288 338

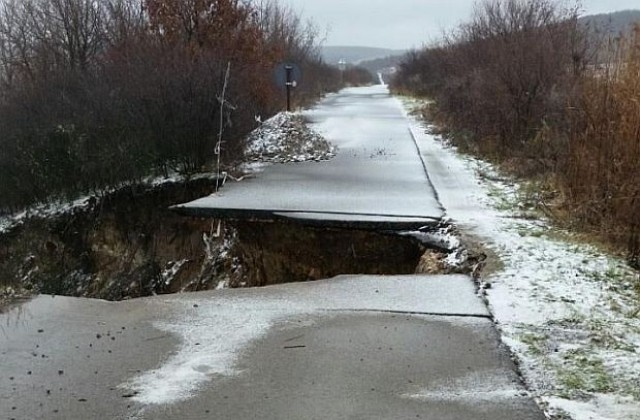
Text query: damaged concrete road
1 85 547 420
157 85 546 419
146 314 544 420
1 277 544 420
172 85 443 230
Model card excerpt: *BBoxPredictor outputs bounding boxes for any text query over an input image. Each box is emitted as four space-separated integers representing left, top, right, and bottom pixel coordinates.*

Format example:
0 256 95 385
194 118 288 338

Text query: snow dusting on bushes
245 112 336 163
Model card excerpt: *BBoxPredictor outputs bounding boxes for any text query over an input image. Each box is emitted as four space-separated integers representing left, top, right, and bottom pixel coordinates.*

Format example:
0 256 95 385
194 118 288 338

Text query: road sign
274 63 302 90
275 63 302 111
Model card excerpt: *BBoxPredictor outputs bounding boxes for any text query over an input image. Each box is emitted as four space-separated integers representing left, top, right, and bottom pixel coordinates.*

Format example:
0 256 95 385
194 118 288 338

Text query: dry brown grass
393 1 640 263
562 28 640 262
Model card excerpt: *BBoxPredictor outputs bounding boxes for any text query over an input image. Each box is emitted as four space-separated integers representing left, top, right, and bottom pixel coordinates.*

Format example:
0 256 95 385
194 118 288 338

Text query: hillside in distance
324 11 640 74
580 9 640 36
321 46 405 65
358 55 404 76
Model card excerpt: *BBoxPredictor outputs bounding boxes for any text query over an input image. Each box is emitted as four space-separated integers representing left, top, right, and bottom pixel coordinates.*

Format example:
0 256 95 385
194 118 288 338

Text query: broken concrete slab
173 85 443 229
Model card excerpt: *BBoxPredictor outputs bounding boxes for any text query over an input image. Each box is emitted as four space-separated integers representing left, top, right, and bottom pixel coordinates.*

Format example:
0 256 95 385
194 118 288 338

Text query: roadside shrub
393 0 585 168
392 0 640 259
563 28 640 258
0 0 341 212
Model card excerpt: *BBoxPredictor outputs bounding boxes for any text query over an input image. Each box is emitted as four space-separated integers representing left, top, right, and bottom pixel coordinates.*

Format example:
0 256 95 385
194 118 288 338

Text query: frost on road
124 275 487 406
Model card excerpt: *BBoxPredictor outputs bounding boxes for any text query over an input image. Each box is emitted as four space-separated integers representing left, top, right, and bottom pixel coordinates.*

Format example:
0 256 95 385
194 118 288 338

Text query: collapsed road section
223 220 464 288
170 83 452 288
167 83 470 290
0 85 548 420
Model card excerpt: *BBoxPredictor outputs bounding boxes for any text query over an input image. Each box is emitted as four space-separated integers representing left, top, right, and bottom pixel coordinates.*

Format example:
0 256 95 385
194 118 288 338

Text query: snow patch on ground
161 260 189 287
245 112 336 163
399 224 461 252
407 388 523 403
404 371 526 403
545 394 640 420
0 172 221 237
405 100 640 420
0 195 94 235
124 296 281 405
122 275 486 406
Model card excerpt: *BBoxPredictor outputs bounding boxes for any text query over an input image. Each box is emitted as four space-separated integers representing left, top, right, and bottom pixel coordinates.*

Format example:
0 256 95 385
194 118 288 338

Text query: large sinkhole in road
0 178 462 301
225 220 457 288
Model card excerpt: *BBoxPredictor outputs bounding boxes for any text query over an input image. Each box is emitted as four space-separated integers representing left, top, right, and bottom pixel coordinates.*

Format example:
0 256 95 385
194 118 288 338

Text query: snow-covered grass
0 195 94 235
0 172 223 238
404 98 640 420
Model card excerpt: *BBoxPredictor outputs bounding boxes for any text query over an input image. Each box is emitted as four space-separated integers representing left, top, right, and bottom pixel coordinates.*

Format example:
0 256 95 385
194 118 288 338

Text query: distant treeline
392 0 640 261
0 0 347 212
357 55 404 77
580 9 640 38
342 65 376 86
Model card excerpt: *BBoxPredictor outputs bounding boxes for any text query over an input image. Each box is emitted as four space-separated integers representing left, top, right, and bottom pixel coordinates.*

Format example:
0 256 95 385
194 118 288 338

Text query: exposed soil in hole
229 221 433 287
0 179 466 302
0 178 222 301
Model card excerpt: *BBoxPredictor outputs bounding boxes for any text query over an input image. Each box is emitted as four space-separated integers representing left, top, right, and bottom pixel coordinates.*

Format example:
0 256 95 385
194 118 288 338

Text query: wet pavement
145 314 544 420
173 85 443 229
1 276 546 420
0 295 176 420
1 86 547 420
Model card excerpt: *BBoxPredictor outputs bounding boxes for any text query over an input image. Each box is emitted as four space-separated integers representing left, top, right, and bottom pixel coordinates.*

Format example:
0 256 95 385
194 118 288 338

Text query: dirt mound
245 113 336 163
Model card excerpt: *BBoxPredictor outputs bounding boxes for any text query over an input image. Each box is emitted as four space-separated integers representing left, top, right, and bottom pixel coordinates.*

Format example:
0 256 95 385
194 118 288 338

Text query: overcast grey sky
285 0 640 49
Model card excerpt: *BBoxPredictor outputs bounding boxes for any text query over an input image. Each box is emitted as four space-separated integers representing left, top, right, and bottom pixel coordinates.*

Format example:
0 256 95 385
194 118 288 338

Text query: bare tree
0 0 342 212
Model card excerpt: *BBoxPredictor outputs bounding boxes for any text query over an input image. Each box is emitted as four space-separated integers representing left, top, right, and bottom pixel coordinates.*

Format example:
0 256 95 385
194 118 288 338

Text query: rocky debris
415 250 447 274
245 112 336 163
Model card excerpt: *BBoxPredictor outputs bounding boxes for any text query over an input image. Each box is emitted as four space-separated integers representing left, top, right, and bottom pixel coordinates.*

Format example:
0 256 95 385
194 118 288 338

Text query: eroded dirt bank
231 221 429 287
0 179 222 300
0 181 465 301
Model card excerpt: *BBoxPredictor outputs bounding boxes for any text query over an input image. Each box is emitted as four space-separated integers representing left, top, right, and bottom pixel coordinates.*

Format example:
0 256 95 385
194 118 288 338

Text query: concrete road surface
1 275 545 420
1 86 546 420
173 85 443 230
144 314 544 420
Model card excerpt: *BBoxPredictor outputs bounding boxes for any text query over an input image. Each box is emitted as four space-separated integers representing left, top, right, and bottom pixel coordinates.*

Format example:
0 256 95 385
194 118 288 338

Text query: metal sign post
274 63 301 112
285 65 293 112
